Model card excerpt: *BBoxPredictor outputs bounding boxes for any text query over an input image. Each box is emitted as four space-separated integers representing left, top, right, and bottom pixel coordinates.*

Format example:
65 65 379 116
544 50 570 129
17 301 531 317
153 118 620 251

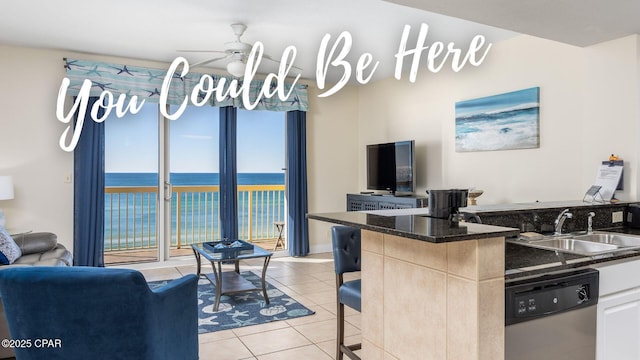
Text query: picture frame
455 87 540 152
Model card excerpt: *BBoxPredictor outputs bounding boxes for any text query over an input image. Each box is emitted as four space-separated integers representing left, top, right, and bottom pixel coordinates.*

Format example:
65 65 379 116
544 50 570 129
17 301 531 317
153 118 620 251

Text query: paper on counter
593 164 623 201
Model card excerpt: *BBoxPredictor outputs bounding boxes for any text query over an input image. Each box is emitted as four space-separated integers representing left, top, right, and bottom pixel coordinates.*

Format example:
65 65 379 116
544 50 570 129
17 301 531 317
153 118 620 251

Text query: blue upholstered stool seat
331 225 362 360
339 279 361 312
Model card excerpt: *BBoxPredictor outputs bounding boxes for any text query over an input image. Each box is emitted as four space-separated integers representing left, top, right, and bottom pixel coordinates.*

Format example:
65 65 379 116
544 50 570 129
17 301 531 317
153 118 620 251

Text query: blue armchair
0 266 198 360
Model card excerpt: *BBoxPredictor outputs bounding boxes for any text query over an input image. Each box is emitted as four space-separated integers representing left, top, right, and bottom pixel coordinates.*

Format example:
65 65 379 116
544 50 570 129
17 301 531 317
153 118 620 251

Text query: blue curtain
219 106 239 240
73 97 105 266
286 111 309 256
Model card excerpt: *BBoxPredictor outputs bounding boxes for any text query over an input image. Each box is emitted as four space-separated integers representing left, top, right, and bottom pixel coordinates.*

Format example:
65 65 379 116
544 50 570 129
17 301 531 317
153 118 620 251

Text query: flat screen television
366 140 415 195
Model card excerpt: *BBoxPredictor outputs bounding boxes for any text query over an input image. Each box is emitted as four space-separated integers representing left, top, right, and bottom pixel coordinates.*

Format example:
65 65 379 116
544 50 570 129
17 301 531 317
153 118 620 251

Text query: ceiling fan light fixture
226 60 246 77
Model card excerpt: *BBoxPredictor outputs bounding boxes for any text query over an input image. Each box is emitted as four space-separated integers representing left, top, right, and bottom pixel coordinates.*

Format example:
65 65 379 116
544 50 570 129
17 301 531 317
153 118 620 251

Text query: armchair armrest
11 232 57 255
151 274 198 298
148 274 199 360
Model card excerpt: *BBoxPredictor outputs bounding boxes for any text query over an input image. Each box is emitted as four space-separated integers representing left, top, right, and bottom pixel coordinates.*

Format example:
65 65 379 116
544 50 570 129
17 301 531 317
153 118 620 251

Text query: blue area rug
148 271 315 333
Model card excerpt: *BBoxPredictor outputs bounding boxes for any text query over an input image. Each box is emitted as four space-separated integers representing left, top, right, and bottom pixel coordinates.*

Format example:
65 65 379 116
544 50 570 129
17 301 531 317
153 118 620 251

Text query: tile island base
360 230 505 360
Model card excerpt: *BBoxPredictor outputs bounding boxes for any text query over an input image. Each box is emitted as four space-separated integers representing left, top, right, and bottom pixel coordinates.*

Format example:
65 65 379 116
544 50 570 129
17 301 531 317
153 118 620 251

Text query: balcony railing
104 185 285 252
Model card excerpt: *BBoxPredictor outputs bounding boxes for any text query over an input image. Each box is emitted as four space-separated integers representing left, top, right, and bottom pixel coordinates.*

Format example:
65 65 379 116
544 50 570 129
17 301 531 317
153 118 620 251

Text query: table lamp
0 176 14 228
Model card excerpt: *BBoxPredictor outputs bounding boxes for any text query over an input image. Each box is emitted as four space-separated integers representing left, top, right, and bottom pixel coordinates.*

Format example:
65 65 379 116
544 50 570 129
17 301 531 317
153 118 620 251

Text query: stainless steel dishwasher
505 268 600 360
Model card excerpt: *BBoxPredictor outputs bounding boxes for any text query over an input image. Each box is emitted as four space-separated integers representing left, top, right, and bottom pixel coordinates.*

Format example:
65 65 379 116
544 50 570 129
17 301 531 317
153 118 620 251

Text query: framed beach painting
455 87 540 152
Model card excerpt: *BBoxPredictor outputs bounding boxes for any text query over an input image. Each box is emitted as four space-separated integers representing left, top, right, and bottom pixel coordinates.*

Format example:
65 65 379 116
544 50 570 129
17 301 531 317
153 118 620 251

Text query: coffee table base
193 249 271 311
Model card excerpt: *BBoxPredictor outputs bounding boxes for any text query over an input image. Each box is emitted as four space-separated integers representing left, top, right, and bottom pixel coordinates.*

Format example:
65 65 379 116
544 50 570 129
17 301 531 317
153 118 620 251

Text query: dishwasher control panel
506 268 599 325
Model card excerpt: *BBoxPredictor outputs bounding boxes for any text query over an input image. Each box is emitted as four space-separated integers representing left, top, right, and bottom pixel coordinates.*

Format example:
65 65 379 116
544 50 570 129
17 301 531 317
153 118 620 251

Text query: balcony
104 184 285 264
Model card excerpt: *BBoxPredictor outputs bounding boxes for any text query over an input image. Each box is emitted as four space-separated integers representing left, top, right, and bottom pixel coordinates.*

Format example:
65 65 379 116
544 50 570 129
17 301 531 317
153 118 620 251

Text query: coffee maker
426 189 469 221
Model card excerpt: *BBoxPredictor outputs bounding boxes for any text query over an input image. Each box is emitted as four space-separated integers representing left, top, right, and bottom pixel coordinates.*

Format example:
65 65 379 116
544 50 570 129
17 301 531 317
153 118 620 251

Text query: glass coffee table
191 240 272 311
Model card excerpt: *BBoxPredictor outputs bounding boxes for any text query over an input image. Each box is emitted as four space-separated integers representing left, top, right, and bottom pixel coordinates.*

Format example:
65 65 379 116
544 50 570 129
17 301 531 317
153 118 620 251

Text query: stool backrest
331 226 361 275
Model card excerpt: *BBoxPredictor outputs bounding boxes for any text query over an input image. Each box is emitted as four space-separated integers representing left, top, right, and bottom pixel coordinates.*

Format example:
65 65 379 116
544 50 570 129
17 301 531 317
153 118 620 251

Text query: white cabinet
597 287 640 360
595 259 640 360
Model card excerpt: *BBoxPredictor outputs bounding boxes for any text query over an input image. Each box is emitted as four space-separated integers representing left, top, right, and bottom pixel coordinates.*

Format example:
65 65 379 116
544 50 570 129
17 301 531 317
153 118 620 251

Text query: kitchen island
308 211 519 360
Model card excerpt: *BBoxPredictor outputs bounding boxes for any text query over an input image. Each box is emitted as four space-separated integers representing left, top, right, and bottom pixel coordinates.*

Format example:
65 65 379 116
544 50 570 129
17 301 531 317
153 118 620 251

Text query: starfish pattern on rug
148 271 315 333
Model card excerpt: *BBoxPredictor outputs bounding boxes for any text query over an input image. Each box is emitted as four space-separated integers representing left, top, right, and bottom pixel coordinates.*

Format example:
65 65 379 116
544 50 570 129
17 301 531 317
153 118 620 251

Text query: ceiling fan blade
190 55 231 68
263 54 303 71
177 50 227 54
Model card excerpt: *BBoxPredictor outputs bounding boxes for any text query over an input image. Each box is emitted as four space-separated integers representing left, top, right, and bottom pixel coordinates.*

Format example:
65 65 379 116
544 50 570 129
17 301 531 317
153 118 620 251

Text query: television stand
346 193 426 211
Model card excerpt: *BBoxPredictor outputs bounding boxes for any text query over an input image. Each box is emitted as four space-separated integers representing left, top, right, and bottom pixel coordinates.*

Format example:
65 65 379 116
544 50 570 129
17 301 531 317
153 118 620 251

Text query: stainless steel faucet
554 209 573 235
587 212 595 233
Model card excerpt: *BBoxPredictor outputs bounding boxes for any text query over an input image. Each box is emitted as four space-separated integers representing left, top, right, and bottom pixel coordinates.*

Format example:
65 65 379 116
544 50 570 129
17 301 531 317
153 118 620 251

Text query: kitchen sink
525 238 619 256
573 232 640 247
509 231 640 256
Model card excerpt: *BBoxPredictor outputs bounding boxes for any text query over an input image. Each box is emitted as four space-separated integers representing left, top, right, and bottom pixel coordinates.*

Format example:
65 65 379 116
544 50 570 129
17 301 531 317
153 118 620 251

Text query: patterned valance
63 58 308 112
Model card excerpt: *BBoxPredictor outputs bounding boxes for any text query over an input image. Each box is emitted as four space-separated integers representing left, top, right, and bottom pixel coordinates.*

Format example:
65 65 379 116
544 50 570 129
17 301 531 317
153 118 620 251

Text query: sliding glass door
165 106 220 259
104 104 286 265
104 103 160 264
237 109 287 251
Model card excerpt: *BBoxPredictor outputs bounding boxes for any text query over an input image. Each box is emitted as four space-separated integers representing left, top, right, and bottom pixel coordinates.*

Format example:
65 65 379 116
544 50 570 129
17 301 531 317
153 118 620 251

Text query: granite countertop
464 200 634 215
308 205 640 280
307 211 519 243
505 226 640 280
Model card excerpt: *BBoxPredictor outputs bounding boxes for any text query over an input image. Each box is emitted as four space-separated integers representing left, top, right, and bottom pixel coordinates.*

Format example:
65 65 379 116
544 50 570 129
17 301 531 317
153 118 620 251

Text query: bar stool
331 226 362 360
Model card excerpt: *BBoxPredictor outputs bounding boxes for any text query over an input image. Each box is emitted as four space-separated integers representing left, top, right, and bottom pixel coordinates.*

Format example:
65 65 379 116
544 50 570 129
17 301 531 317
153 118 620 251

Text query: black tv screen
366 140 415 194
394 140 414 193
367 142 396 191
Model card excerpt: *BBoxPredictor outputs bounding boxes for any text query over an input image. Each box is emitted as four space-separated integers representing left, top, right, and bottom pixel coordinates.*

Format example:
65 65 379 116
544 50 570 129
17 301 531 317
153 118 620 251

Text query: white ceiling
386 0 640 47
0 1 637 82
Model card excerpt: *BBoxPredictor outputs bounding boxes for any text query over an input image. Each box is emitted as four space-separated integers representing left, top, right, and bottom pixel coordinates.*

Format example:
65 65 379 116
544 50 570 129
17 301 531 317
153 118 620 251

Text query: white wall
358 34 640 205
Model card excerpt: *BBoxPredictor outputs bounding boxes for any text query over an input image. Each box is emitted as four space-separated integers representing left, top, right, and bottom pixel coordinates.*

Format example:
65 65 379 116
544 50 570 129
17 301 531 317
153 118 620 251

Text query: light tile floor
138 253 361 360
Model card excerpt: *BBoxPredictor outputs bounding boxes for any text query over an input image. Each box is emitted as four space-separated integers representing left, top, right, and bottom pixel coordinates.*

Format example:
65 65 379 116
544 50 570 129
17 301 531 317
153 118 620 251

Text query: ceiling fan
179 23 300 77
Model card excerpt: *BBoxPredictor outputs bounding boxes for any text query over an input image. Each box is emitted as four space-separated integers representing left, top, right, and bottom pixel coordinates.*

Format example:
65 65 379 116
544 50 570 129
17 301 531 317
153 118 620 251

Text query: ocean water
104 173 285 250
106 172 285 186
455 106 539 152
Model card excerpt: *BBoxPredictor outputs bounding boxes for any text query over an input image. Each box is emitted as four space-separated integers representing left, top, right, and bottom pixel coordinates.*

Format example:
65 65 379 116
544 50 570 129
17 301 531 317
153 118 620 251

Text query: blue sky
455 87 539 118
105 103 285 173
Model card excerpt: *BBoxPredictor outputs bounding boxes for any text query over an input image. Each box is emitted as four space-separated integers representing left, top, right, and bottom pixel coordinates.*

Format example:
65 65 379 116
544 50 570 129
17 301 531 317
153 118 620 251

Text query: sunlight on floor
271 257 333 264
138 251 361 359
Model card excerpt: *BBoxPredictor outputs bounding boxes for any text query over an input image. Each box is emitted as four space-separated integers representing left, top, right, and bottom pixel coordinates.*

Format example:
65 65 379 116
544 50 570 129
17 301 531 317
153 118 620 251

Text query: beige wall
0 45 73 243
306 85 359 253
580 35 640 199
358 34 640 205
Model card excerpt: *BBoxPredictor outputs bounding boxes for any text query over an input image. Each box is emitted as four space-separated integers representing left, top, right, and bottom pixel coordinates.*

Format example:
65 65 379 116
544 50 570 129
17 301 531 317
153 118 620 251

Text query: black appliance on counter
626 204 640 228
426 189 468 220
